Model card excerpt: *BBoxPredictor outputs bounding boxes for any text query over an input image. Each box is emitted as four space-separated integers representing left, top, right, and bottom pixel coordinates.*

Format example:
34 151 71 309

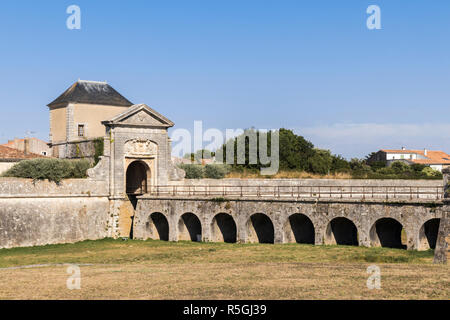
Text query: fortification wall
0 178 111 249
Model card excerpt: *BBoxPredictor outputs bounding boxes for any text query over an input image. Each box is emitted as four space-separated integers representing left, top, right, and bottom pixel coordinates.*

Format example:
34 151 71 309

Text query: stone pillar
434 210 449 264
314 229 324 245
434 168 450 264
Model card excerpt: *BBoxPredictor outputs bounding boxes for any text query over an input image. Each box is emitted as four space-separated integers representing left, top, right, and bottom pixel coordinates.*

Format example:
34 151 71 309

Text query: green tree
278 128 315 171
307 149 333 175
331 154 351 173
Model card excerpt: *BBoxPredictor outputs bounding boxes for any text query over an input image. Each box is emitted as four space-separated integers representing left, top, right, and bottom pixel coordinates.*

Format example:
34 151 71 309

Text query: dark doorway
211 213 237 243
326 217 358 246
287 214 315 244
150 212 169 241
126 161 149 195
249 213 274 244
371 218 406 249
179 213 202 241
421 218 440 249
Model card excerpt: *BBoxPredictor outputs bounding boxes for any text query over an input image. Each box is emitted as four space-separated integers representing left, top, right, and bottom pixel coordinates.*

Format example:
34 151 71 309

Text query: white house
368 147 450 172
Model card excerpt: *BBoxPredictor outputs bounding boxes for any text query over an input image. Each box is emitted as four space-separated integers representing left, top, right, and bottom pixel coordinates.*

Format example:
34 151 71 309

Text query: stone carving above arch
124 139 158 157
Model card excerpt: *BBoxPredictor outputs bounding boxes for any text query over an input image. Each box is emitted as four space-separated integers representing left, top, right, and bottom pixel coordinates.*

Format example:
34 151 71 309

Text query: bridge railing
150 185 443 200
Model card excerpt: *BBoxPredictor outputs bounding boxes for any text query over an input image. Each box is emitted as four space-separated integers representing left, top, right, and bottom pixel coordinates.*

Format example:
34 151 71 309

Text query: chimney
402 146 406 151
424 148 428 156
24 138 29 155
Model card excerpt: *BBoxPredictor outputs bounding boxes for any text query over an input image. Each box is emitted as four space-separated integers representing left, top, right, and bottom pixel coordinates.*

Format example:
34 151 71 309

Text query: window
78 124 85 137
41 151 47 156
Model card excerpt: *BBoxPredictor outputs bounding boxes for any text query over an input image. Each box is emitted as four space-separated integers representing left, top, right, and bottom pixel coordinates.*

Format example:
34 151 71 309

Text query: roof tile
0 145 47 161
48 80 133 107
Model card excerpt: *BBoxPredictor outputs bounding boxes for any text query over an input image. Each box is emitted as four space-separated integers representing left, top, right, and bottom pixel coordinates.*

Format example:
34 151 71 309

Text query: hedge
178 163 230 179
204 164 230 179
178 164 204 179
1 158 91 183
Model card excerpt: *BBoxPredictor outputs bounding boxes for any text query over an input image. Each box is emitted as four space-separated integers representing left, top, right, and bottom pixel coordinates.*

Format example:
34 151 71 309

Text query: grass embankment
0 239 448 299
0 238 435 267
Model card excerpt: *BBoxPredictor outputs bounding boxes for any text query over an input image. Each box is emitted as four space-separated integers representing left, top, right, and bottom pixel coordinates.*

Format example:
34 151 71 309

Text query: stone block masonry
133 196 444 251
434 205 449 263
0 178 111 249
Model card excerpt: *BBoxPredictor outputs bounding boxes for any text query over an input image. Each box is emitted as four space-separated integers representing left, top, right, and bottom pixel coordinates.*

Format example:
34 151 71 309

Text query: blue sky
0 0 449 158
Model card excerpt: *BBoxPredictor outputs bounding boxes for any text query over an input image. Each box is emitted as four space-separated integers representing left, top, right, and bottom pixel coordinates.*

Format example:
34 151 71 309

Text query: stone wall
133 196 443 250
0 177 111 249
168 178 442 188
433 209 449 264
51 138 102 162
434 168 450 263
0 162 16 175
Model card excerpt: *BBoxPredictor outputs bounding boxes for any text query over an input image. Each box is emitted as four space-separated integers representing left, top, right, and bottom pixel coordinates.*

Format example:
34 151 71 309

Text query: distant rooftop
47 80 133 107
381 149 450 165
0 145 46 162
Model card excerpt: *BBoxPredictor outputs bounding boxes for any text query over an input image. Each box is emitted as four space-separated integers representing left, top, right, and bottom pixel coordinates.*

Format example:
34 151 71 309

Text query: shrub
390 161 412 174
93 138 104 165
2 158 91 183
178 164 204 179
204 164 230 179
422 166 442 178
411 163 426 172
368 161 386 171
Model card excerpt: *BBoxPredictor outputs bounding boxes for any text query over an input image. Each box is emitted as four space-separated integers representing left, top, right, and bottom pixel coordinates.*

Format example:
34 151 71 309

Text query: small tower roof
47 80 133 107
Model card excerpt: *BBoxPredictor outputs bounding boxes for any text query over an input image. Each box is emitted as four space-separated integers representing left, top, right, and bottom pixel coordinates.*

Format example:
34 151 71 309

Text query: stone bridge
131 182 444 251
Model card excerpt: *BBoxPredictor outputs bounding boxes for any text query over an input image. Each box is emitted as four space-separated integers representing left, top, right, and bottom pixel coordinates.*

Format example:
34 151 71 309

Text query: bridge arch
178 212 202 242
210 213 237 243
370 218 407 249
324 217 358 246
126 160 150 195
418 218 441 250
284 213 315 244
247 213 274 244
144 212 169 241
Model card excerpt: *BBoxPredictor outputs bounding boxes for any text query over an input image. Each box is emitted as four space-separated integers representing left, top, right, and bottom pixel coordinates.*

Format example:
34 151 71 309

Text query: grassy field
0 239 448 300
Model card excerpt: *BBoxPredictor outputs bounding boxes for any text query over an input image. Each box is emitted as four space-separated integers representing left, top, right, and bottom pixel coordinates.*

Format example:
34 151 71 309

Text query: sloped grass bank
0 238 435 268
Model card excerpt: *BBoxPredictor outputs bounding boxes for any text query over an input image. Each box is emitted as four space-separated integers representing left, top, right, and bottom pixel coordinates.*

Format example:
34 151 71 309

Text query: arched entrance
126 161 150 195
418 218 440 250
147 212 170 241
370 218 406 249
284 214 315 244
325 217 358 246
210 213 237 243
178 213 202 242
247 213 274 244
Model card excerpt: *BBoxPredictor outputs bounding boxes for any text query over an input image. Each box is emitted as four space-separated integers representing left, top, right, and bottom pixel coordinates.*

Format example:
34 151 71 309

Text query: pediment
102 104 174 128
121 109 168 126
